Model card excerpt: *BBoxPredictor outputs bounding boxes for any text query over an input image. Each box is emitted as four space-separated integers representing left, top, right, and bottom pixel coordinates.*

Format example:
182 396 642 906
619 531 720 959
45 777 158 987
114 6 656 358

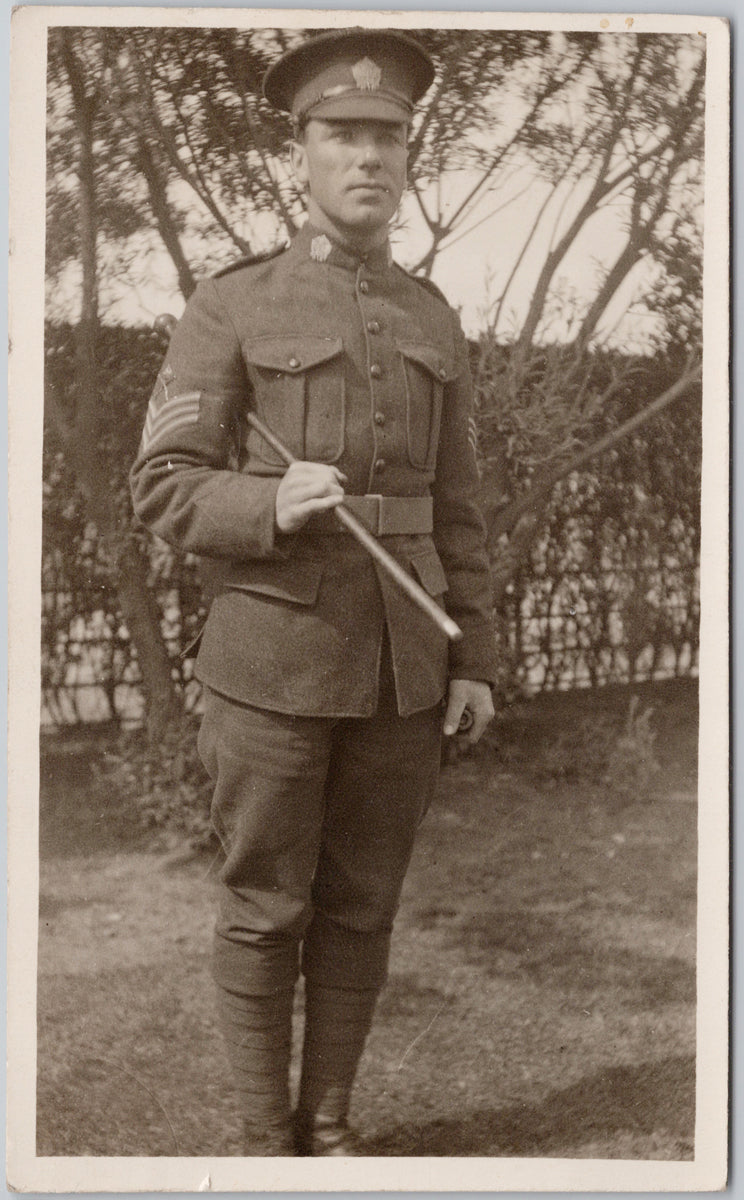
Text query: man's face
291 118 408 245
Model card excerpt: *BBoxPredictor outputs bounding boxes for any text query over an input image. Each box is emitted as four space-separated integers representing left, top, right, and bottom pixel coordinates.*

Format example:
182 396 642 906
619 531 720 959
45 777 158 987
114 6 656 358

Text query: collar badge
310 234 333 263
352 57 382 91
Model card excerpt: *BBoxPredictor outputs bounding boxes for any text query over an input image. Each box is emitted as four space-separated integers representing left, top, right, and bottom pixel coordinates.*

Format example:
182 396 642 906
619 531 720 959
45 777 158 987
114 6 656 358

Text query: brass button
370 364 383 379
288 357 301 369
374 458 386 472
374 411 385 426
359 280 369 294
438 367 447 380
367 320 381 334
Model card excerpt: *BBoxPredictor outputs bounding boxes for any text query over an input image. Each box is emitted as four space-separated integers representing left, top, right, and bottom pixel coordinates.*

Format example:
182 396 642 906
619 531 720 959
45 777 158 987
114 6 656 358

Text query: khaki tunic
130 223 497 717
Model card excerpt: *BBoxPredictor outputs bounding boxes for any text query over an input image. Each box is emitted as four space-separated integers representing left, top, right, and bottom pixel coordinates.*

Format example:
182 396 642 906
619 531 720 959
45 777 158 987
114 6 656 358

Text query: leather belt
313 495 433 536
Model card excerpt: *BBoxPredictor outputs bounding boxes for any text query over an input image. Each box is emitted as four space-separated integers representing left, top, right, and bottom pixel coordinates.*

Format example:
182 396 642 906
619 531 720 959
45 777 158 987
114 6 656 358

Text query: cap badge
352 57 382 91
310 234 333 263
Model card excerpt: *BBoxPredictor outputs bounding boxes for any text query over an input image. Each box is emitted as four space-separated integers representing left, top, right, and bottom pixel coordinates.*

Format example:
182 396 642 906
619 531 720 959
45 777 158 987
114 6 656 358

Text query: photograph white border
7 7 730 1192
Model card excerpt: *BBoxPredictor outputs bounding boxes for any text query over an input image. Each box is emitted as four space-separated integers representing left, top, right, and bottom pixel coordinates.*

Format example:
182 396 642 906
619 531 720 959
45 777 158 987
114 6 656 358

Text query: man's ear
289 139 309 188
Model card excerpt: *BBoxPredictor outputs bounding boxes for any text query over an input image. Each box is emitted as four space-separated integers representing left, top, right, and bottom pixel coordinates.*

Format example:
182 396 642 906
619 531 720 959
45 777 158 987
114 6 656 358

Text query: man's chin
343 203 395 231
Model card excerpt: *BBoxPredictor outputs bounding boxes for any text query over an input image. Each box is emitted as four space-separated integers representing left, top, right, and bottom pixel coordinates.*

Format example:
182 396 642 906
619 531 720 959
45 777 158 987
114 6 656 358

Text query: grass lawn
36 679 697 1159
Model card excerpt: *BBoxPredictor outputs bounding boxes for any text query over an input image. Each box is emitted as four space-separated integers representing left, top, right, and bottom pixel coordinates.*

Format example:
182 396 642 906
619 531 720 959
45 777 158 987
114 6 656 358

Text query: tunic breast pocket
243 335 345 465
398 342 455 470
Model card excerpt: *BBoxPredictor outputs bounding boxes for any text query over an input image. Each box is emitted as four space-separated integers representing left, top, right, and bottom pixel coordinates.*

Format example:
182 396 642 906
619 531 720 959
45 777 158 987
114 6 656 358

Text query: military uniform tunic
130 222 497 716
128 24 498 1152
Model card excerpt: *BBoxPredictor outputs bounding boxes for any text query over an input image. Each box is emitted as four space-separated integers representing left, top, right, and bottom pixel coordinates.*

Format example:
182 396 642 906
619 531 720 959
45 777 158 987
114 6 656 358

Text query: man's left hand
443 679 495 744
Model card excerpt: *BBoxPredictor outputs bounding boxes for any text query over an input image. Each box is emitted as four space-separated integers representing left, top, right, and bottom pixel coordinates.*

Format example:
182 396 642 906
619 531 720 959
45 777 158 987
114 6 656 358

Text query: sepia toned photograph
7 7 729 1192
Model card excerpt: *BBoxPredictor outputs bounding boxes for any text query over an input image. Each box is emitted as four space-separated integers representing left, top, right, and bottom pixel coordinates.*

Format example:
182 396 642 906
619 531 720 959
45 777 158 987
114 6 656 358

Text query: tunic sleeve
432 315 499 684
129 278 291 561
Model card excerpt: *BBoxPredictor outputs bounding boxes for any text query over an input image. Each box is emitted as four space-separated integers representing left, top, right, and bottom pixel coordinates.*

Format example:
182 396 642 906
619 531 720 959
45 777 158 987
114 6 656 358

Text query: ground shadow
440 908 696 1009
364 1054 695 1158
39 742 148 858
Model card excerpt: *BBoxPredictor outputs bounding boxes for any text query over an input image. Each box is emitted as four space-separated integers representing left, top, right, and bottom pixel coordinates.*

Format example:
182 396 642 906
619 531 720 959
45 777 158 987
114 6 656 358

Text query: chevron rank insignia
467 416 479 457
141 375 201 452
352 57 382 91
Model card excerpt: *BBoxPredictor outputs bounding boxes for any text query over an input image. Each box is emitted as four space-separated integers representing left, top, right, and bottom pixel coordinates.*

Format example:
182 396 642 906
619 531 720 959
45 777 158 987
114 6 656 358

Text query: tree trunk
60 30 183 741
112 535 184 743
137 136 197 301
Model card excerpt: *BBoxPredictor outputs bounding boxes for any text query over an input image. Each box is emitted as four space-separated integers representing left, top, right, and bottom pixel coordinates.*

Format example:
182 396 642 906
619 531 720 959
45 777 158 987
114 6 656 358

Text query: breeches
198 650 442 997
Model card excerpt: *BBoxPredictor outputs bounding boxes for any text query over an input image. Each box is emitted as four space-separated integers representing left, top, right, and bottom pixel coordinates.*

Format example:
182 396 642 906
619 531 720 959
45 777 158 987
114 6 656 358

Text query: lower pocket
224 559 324 606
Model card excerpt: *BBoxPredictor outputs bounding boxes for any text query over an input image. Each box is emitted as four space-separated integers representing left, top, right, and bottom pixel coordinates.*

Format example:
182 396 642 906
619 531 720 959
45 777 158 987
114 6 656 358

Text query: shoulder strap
395 264 451 305
213 244 288 279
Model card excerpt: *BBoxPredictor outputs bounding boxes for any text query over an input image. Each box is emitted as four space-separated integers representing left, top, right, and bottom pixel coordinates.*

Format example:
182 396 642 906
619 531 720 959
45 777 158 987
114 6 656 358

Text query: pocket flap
410 549 449 597
245 336 343 374
398 342 456 383
226 559 324 605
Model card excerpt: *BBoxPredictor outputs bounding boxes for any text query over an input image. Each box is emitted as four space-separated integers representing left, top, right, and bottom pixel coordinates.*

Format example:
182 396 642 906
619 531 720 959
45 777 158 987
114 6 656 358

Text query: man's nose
358 139 383 168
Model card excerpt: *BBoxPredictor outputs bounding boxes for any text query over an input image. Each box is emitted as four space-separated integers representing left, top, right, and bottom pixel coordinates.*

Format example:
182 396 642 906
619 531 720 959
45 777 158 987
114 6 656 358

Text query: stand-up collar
292 222 394 274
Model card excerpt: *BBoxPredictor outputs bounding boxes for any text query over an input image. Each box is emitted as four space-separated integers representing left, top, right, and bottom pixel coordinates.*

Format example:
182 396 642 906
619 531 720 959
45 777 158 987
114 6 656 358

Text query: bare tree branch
485 360 702 546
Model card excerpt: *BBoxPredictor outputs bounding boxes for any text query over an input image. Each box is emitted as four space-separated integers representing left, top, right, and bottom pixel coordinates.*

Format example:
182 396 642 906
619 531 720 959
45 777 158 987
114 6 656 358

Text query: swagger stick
246 411 463 643
153 314 462 643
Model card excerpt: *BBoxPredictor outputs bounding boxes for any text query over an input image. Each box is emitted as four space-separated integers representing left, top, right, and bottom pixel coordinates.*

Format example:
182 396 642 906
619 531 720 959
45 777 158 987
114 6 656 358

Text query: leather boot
294 1114 365 1156
242 1121 297 1156
294 983 378 1155
217 985 296 1156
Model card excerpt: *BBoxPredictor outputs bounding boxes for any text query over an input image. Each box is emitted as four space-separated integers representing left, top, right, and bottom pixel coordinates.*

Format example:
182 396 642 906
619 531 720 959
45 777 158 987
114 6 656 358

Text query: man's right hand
275 462 347 533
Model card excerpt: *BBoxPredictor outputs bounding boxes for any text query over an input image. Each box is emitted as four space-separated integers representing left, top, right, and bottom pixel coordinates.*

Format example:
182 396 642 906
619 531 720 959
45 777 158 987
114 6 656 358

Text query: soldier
130 28 497 1156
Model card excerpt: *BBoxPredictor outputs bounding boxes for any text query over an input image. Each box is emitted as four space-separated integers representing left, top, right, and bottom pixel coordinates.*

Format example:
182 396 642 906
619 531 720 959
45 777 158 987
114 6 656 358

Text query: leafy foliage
95 717 214 848
497 364 701 694
604 695 661 799
526 695 661 799
474 338 701 510
42 324 206 727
